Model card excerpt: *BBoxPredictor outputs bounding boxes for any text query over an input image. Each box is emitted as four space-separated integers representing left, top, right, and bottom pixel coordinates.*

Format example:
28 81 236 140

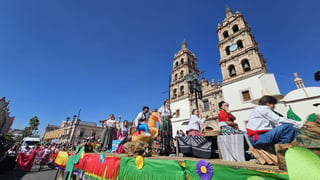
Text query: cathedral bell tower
170 40 199 103
217 8 267 84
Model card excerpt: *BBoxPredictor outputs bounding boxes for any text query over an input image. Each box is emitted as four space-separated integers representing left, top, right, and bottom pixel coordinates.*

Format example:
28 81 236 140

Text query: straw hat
251 89 284 105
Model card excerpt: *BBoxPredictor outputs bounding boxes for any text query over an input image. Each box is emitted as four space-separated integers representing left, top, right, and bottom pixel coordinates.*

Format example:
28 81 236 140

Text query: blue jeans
137 124 149 134
249 124 298 149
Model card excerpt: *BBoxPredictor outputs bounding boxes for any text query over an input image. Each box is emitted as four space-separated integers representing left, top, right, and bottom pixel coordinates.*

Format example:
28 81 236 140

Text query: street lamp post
185 72 203 109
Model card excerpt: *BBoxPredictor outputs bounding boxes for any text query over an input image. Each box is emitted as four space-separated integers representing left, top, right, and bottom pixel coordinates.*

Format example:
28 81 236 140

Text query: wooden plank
249 147 266 165
261 149 278 166
256 149 273 165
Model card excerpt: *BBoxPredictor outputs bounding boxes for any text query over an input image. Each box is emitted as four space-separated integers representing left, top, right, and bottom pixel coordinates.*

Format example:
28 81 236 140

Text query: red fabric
246 128 269 141
218 110 235 122
83 155 120 179
16 151 37 171
188 130 204 136
73 153 89 171
115 144 125 153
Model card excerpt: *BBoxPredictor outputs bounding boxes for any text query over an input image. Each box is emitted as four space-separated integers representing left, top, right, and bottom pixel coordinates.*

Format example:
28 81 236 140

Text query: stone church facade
170 8 281 134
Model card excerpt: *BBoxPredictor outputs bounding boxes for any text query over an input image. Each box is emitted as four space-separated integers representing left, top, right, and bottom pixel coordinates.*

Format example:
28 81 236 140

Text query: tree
22 126 32 138
4 132 14 142
29 116 40 135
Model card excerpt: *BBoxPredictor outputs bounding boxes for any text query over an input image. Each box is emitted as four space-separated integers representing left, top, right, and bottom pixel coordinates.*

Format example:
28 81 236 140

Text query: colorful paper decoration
118 157 185 180
100 153 105 163
196 160 213 180
135 155 144 170
184 160 288 180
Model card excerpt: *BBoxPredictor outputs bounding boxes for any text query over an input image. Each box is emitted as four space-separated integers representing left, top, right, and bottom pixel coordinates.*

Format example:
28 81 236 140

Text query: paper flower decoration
196 160 213 180
100 153 105 163
135 155 144 170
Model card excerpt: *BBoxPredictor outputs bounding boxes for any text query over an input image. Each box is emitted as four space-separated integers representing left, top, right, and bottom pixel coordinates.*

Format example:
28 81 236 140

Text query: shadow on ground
0 166 27 180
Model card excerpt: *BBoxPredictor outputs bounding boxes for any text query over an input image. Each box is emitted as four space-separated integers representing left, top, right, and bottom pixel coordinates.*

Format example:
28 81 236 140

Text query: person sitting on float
247 95 303 153
134 106 151 136
186 109 208 136
218 101 242 135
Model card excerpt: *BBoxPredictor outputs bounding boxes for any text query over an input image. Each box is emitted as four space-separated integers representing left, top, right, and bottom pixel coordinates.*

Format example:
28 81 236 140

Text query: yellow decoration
54 151 69 166
200 166 207 174
132 111 159 142
135 155 144 170
80 150 85 159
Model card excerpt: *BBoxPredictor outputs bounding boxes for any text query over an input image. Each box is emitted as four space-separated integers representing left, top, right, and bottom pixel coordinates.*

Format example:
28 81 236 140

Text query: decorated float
51 112 320 180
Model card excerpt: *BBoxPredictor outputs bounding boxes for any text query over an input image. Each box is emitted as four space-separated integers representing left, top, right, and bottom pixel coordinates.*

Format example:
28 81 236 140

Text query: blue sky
1 1 319 135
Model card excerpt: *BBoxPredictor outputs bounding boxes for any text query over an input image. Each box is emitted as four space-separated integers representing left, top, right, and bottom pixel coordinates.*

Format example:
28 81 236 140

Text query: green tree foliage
21 116 40 138
29 116 40 135
4 132 14 142
22 126 32 138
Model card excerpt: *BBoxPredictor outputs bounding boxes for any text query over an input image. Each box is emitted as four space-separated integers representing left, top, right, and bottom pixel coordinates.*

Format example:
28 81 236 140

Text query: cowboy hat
251 89 284 105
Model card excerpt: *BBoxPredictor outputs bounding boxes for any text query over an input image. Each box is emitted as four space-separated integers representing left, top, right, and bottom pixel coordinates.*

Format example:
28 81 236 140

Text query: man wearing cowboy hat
247 95 303 153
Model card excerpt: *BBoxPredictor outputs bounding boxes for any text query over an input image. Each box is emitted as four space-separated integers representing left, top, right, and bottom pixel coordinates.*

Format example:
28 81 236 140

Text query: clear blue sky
1 1 319 135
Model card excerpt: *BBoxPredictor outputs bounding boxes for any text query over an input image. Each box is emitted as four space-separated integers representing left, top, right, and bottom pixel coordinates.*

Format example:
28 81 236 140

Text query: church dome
283 87 320 102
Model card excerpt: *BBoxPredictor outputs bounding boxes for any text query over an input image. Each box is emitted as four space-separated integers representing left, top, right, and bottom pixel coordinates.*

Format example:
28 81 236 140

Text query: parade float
51 112 320 180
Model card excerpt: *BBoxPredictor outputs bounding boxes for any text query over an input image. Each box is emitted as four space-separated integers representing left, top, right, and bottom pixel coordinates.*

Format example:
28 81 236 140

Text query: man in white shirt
187 109 208 136
134 106 151 136
247 95 303 152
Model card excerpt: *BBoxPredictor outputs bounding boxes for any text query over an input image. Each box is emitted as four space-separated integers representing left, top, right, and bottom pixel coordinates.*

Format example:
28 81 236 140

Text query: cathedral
169 8 320 134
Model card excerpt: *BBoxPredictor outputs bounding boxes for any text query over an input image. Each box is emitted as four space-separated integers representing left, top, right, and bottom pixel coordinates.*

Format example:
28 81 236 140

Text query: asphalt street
0 164 57 180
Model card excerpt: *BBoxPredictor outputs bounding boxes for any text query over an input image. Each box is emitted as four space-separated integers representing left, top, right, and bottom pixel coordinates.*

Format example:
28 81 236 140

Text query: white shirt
247 105 303 131
120 123 129 135
187 115 206 131
134 112 147 127
158 106 171 117
105 119 118 128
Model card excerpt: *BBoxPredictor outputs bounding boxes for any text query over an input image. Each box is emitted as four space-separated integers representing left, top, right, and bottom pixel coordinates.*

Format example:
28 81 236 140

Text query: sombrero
251 89 284 105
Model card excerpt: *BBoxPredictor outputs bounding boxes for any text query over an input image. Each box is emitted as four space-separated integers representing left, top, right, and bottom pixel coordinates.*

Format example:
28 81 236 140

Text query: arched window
181 58 184 64
175 61 179 67
188 58 190 63
237 40 243 49
174 74 178 80
173 89 177 98
225 46 230 55
180 70 184 78
232 25 239 33
228 65 236 77
180 86 184 96
223 31 229 38
241 59 251 72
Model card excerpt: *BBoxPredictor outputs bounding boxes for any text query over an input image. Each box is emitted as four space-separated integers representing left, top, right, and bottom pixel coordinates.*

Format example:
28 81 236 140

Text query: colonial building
8 128 23 141
170 41 224 134
217 8 281 130
281 73 320 120
0 97 15 135
170 8 318 134
42 116 104 144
